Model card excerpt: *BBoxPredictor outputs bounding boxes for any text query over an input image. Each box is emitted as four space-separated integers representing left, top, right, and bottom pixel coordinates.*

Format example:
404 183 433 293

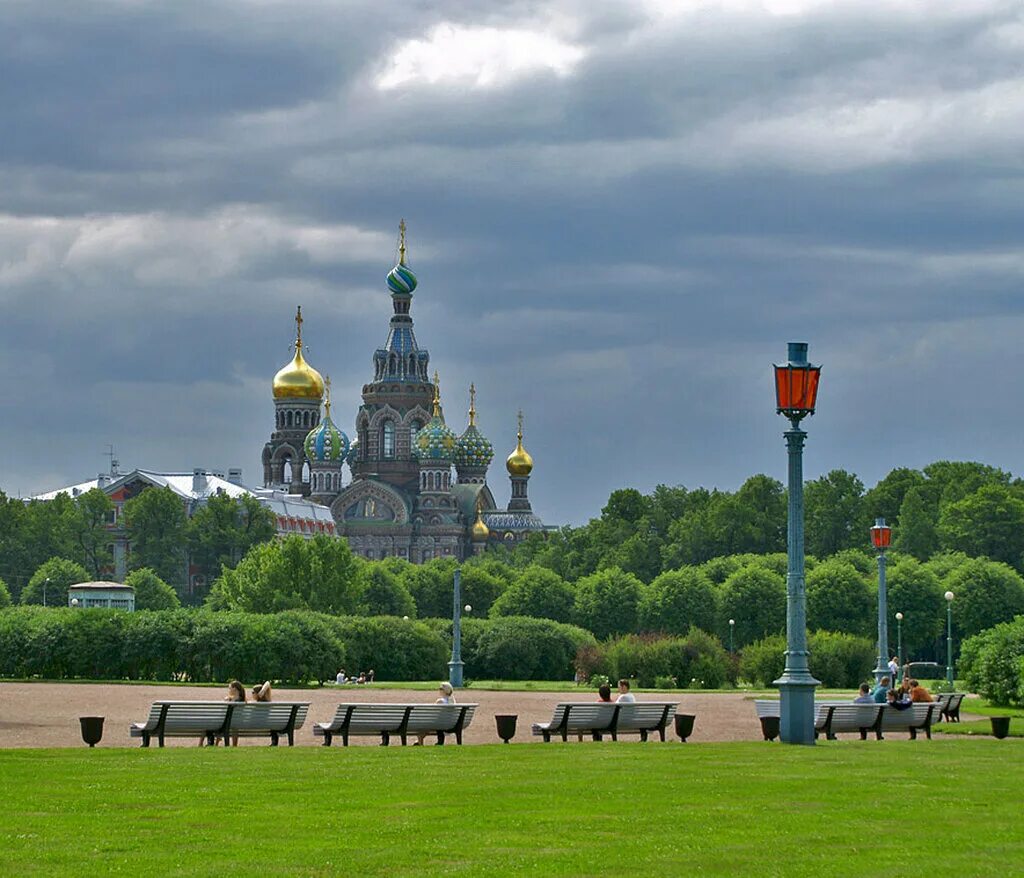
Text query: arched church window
388 355 397 375
382 421 395 459
283 459 293 483
286 411 293 427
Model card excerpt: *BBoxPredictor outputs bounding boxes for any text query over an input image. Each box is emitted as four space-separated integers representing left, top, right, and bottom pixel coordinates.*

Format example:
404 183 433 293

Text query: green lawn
1 741 1021 876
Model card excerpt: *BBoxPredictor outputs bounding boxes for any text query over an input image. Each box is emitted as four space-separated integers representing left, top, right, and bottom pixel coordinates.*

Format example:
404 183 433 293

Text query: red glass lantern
870 517 892 550
774 342 821 420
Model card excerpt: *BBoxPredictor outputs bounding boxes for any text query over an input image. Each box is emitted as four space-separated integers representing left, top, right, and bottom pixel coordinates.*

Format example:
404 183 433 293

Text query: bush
21 558 90 607
806 560 874 638
739 631 875 688
959 616 1024 707
0 578 10 609
124 568 181 611
589 630 732 689
943 559 1024 643
329 616 447 682
489 566 575 623
638 567 717 636
356 565 416 618
470 617 596 680
573 567 643 638
719 565 786 648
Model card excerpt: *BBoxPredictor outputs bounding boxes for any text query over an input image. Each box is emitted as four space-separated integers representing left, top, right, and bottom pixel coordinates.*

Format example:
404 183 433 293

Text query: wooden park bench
755 700 938 741
312 703 478 747
531 702 679 742
934 693 966 723
130 701 309 747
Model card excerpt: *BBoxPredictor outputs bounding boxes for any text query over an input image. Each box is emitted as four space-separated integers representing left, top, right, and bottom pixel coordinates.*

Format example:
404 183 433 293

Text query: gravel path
0 683 766 748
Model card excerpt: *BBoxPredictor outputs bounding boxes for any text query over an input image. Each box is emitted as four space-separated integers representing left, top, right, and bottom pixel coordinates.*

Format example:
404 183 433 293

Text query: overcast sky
3 0 1023 525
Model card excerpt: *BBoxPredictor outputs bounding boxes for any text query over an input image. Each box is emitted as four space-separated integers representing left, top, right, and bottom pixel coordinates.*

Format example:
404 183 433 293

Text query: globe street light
449 569 465 689
895 612 904 684
869 517 892 685
773 342 822 745
944 590 955 688
728 619 735 654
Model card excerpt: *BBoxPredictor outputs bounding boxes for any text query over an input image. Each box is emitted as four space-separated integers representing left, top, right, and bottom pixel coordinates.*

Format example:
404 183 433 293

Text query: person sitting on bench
414 683 456 745
616 679 636 703
853 683 874 704
886 689 913 711
909 679 934 703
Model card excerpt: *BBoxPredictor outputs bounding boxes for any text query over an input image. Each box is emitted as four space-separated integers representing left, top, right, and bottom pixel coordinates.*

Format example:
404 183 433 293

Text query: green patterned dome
455 424 493 468
413 374 457 462
304 411 349 463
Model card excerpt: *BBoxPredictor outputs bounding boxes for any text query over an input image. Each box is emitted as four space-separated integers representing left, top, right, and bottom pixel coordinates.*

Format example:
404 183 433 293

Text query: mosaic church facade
261 222 547 562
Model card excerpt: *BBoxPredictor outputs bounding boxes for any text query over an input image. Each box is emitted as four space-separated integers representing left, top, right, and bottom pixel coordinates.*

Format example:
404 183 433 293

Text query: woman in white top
414 682 456 745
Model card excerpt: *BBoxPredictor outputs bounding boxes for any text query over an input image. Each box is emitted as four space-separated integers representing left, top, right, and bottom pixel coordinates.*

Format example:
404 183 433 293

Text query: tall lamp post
448 569 464 688
894 612 904 684
773 342 822 745
728 618 735 654
944 590 955 688
43 577 51 608
869 517 892 685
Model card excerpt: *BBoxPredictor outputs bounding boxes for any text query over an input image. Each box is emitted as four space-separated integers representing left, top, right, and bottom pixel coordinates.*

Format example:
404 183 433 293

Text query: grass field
1 740 1020 876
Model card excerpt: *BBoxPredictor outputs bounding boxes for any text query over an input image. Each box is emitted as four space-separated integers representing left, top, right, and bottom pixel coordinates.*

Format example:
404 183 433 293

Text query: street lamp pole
43 577 51 608
895 612 904 684
869 518 892 685
448 569 464 688
773 342 822 745
728 618 735 654
944 590 955 688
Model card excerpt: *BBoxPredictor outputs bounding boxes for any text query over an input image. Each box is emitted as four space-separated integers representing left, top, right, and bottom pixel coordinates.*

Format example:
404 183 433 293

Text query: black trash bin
760 716 780 742
991 716 1011 739
674 713 695 743
495 714 518 743
80 716 105 748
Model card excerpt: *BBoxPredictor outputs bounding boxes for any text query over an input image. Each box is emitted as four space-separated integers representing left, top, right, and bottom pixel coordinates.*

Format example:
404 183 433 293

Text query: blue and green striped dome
412 415 457 462
386 262 418 295
455 424 494 468
304 413 349 463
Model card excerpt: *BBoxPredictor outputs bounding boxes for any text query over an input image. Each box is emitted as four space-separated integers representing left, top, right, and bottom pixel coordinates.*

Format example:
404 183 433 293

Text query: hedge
576 630 734 689
959 615 1024 707
0 608 448 684
424 616 597 681
739 630 875 689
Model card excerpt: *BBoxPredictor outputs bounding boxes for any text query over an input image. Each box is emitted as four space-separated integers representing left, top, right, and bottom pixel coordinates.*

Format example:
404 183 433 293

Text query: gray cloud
3 0 1024 525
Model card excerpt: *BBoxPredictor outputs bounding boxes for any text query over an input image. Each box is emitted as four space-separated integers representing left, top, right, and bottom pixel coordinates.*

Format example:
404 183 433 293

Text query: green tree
356 564 416 617
886 557 945 661
638 567 718 636
20 557 90 607
937 483 1024 569
123 487 188 589
403 558 459 617
896 485 939 560
803 469 864 557
207 534 361 614
188 492 277 588
124 568 181 610
719 565 787 648
0 576 10 608
489 565 575 622
806 559 874 638
65 488 114 579
572 567 643 639
943 559 1024 643
858 467 925 535
923 460 1011 505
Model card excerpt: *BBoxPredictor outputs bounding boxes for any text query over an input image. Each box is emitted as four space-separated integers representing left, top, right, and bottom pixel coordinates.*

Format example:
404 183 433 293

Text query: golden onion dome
273 306 325 400
505 410 534 476
471 505 490 542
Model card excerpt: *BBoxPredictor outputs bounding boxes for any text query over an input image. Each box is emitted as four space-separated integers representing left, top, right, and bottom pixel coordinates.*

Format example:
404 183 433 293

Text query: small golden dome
472 505 490 542
506 410 533 476
273 307 325 400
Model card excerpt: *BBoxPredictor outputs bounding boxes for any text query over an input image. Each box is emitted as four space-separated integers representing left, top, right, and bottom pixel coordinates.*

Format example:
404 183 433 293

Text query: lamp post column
448 569 464 688
775 420 818 744
871 519 890 686
728 619 735 654
944 591 955 688
895 613 904 684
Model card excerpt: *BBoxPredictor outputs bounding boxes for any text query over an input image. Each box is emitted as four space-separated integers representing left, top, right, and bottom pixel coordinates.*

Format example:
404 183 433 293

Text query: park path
0 683 762 748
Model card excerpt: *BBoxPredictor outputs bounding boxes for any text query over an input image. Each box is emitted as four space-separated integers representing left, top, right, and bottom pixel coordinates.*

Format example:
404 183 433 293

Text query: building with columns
261 221 549 561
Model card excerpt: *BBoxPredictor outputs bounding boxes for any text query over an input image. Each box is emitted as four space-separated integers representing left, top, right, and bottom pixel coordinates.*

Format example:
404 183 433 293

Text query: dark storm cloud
3 0 1024 524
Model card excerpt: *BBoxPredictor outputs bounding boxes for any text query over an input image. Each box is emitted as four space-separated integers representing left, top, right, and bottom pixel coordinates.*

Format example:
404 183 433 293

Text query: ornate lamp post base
775 675 819 745
448 660 464 689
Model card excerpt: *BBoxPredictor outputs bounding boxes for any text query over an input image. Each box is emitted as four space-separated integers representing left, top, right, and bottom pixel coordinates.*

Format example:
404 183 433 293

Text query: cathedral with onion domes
261 221 547 562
